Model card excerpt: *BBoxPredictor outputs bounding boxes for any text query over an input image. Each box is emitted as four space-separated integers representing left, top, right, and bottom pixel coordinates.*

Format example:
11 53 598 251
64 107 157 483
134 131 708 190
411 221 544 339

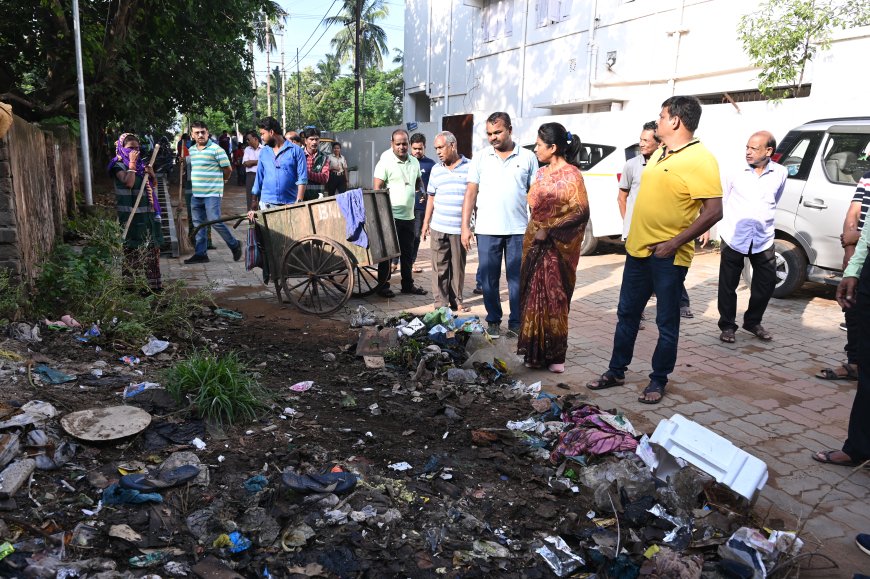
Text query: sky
252 0 405 79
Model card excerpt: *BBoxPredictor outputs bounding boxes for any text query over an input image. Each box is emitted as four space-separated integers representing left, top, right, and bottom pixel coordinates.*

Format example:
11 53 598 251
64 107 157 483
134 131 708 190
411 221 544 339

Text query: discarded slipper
811 450 858 467
281 470 357 494
119 465 200 491
102 483 163 505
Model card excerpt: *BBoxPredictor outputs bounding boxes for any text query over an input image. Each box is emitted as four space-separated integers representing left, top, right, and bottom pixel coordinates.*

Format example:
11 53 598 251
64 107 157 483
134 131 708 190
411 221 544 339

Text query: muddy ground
0 293 838 578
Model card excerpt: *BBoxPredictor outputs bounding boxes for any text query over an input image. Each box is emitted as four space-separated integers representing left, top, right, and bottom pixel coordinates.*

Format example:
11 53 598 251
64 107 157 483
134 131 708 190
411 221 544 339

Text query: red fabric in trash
550 404 638 462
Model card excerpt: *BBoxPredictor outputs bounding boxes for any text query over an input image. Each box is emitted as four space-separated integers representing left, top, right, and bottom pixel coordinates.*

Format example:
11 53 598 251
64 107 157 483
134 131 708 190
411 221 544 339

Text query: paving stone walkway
164 185 869 577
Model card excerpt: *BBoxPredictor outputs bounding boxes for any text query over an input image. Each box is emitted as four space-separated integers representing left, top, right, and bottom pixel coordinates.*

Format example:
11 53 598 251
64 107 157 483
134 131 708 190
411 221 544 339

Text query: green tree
738 0 870 99
323 0 390 106
0 0 283 169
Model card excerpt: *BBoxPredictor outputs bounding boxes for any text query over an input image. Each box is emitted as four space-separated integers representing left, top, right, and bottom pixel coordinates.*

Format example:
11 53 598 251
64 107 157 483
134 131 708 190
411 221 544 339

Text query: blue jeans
609 254 688 387
477 234 523 327
191 196 240 257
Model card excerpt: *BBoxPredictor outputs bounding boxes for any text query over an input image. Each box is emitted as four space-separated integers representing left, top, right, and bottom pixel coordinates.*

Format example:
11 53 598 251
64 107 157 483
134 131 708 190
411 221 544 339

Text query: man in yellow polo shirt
587 95 723 404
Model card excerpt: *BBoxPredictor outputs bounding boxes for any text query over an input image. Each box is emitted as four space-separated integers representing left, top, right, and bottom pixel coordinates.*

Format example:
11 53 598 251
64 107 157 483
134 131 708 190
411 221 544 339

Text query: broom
122 144 160 239
175 155 193 255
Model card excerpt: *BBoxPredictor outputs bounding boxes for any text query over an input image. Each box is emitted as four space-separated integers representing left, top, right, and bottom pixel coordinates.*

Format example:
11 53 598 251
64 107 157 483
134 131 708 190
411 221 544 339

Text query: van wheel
580 223 598 256
741 239 807 298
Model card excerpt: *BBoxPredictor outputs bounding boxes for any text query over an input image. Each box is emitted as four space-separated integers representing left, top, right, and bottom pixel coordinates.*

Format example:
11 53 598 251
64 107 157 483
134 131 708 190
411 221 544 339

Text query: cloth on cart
336 188 368 248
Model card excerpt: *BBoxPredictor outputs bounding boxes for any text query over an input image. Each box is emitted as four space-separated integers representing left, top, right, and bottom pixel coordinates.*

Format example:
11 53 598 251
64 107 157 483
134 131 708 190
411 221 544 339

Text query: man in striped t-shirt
422 131 470 311
185 120 242 264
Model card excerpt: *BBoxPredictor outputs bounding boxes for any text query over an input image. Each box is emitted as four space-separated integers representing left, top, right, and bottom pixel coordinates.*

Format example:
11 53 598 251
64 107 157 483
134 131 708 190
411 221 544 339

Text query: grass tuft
165 350 268 427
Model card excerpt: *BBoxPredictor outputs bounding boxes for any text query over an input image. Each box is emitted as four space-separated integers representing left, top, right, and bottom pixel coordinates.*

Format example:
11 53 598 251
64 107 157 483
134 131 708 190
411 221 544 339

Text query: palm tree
316 53 342 87
313 54 342 106
254 2 287 117
323 0 390 107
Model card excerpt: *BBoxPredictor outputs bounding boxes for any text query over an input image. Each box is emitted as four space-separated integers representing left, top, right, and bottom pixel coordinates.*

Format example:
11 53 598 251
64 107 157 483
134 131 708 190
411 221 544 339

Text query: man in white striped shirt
422 131 471 311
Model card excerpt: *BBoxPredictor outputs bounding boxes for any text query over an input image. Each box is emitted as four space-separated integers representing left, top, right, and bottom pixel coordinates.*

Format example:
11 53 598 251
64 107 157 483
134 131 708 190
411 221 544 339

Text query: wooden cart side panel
369 191 400 263
303 200 370 265
258 190 400 273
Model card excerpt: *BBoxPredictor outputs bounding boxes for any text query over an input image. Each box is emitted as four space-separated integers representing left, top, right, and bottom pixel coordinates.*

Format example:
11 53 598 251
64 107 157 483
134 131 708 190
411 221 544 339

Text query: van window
776 131 822 180
574 144 617 170
522 142 617 170
821 133 870 185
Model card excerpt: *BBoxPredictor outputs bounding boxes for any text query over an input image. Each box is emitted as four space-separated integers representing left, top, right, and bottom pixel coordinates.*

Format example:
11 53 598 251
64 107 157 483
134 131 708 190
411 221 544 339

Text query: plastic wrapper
535 536 585 577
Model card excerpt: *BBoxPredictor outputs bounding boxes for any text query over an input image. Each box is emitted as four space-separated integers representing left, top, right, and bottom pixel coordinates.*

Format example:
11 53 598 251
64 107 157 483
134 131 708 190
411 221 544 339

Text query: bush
165 350 269 427
33 214 211 344
0 268 24 321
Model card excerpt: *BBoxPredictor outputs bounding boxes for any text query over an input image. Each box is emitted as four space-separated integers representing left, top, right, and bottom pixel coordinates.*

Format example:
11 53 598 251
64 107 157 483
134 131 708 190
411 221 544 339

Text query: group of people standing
370 113 588 374
370 96 791 408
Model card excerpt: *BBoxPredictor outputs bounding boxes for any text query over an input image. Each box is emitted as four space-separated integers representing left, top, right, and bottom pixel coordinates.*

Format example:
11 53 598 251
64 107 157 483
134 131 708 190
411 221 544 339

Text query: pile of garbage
0 306 832 577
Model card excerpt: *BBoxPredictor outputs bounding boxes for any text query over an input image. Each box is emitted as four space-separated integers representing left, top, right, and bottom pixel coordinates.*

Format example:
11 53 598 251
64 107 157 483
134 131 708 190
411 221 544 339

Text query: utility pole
296 48 302 130
266 20 272 117
281 32 287 131
354 0 362 130
250 40 258 124
71 0 93 206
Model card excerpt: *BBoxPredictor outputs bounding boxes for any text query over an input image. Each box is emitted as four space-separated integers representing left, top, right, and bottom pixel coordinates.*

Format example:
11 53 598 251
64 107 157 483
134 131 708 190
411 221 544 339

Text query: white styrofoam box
650 414 768 500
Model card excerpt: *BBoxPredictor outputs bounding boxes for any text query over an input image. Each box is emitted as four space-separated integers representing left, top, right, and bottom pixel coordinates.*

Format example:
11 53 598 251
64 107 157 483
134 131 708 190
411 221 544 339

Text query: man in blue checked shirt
248 116 307 216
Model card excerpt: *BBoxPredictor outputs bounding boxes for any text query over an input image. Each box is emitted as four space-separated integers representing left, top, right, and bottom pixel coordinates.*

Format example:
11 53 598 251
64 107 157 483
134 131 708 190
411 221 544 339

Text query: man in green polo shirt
373 129 427 297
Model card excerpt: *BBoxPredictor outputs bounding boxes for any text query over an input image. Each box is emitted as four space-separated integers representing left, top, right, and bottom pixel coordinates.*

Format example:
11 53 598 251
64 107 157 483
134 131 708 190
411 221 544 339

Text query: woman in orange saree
517 123 589 373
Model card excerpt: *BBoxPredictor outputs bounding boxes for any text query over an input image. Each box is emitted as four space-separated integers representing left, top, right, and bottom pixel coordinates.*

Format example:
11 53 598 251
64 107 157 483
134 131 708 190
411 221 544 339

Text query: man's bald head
746 131 776 169
752 130 776 151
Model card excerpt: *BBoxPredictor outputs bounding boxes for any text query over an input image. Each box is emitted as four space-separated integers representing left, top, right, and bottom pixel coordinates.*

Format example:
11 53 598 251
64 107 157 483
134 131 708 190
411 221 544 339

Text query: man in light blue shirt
250 116 307 210
461 112 539 337
717 131 787 343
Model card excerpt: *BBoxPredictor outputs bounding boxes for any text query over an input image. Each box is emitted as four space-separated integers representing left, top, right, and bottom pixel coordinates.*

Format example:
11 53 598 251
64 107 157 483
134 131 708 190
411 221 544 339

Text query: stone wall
0 114 79 282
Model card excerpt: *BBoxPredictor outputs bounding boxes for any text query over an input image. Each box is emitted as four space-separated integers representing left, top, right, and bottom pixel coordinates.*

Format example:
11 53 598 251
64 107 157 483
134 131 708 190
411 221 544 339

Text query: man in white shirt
461 112 539 338
717 131 787 343
241 130 262 210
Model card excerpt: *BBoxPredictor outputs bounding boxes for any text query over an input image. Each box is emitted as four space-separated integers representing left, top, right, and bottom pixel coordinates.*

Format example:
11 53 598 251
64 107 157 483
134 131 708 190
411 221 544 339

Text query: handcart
191 189 400 316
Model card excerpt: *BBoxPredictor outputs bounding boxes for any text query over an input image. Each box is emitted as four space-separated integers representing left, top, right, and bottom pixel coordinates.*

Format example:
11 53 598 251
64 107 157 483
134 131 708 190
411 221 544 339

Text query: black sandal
401 286 428 295
586 373 625 390
638 382 665 404
816 363 858 381
743 324 772 341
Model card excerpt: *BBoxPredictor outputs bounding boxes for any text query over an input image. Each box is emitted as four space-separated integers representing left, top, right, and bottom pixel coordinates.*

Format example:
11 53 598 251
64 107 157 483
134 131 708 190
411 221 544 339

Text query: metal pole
281 33 287 131
296 48 301 130
354 0 362 129
250 40 258 124
266 20 272 117
72 0 93 206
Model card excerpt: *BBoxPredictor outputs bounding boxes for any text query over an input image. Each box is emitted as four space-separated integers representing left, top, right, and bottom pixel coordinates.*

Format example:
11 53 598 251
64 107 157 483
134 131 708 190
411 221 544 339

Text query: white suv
748 118 870 297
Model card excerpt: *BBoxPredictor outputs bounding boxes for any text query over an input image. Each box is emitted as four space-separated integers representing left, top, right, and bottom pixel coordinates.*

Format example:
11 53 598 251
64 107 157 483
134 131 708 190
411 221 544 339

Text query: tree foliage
738 0 870 99
324 0 391 74
0 0 283 159
267 63 402 134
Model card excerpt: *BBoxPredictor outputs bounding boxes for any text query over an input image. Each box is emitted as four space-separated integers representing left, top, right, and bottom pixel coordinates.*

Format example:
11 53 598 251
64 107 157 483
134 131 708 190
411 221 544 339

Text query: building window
483 0 514 41
535 0 572 27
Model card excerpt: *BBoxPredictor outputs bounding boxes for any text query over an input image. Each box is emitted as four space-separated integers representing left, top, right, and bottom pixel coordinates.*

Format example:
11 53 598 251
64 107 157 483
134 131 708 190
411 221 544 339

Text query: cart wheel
352 265 384 297
281 236 354 316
